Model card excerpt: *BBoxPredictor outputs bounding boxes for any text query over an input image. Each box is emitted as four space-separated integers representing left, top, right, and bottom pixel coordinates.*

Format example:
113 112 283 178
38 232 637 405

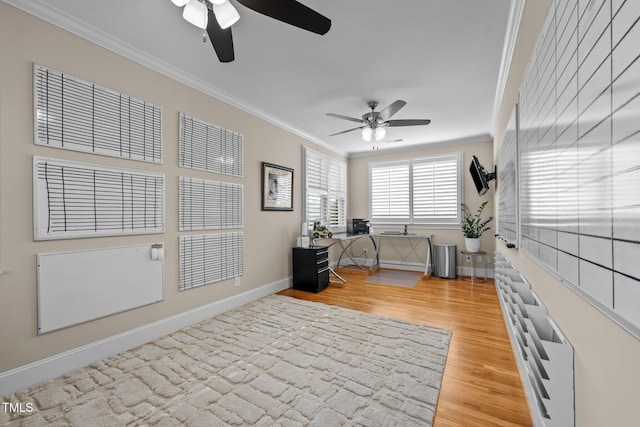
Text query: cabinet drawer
315 249 329 261
317 258 329 271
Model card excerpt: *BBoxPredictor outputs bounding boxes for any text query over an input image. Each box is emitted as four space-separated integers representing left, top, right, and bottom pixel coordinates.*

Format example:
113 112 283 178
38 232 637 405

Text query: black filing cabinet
292 247 329 292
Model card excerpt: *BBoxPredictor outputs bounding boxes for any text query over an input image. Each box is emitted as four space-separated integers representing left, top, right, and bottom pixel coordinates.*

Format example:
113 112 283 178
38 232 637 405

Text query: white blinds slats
179 233 244 291
34 64 162 164
179 113 243 177
370 154 462 225
303 147 347 232
412 158 459 220
34 156 165 240
370 162 410 221
179 177 243 231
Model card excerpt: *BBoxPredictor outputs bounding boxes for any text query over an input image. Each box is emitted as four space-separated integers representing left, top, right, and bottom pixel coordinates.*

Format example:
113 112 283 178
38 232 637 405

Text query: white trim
0 278 290 397
340 258 495 278
490 0 526 136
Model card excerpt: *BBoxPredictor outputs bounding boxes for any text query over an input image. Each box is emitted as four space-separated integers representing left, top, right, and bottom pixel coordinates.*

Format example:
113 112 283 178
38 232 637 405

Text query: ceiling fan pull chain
201 1 207 42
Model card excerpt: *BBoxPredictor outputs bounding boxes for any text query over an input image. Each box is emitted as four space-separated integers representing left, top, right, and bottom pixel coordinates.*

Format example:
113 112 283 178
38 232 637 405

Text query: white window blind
179 233 244 291
370 161 410 222
369 153 462 225
179 177 243 230
34 156 165 240
179 113 243 177
328 162 346 229
34 64 162 164
303 147 347 232
412 156 460 223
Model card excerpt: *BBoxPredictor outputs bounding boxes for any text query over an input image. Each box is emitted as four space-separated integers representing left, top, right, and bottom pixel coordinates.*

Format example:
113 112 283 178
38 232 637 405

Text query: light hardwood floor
279 269 533 426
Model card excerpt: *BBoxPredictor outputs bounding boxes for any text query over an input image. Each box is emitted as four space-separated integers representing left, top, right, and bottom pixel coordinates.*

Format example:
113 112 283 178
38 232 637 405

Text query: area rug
1 295 451 426
364 269 424 288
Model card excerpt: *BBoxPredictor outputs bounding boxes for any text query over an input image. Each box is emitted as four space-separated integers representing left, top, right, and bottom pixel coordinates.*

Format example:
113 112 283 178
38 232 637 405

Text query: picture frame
262 162 293 211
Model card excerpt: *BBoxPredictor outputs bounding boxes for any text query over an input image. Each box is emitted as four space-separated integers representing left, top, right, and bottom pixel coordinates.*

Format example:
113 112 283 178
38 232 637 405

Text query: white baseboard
0 277 291 397
344 258 494 278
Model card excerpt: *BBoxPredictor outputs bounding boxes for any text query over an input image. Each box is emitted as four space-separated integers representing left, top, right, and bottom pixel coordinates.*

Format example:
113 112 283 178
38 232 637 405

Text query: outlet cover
234 277 240 287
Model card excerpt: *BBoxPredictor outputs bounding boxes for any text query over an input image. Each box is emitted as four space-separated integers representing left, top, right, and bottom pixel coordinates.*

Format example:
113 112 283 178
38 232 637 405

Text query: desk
311 233 433 280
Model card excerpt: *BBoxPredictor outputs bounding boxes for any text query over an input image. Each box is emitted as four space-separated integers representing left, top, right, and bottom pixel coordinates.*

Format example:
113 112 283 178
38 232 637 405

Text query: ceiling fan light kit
213 1 240 29
361 127 373 142
182 0 208 29
170 0 331 63
328 100 431 146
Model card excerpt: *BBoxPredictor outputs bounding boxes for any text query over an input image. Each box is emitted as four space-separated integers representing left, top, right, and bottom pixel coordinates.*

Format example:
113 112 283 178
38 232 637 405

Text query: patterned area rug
1 295 451 426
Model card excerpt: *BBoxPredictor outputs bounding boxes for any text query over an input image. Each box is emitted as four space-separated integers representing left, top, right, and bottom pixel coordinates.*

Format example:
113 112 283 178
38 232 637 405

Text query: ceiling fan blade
207 8 235 62
326 113 364 124
378 100 407 121
384 119 432 127
235 0 331 35
329 126 364 137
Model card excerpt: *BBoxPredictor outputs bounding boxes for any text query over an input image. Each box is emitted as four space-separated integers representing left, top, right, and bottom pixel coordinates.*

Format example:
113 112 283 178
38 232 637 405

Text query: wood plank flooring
279 269 533 426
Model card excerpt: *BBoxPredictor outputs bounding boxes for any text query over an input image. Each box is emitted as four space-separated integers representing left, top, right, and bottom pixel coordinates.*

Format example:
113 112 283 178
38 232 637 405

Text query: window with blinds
34 64 162 164
34 156 165 240
303 147 347 233
179 113 243 177
370 161 410 222
179 233 244 291
369 153 462 225
179 177 243 230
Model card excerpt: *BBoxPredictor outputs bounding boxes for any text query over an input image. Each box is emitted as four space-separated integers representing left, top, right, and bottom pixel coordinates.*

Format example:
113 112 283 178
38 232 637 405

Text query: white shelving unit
494 252 574 427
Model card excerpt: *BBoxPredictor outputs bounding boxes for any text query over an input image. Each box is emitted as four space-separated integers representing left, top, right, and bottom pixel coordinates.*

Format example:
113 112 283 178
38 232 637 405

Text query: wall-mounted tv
469 155 496 196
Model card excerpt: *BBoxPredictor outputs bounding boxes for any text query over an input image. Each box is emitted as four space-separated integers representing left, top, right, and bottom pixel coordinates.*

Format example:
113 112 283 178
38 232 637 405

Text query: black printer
348 218 370 235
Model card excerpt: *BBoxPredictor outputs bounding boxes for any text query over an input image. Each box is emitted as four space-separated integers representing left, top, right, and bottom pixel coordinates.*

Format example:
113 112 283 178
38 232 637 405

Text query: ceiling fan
327 100 431 143
170 0 331 63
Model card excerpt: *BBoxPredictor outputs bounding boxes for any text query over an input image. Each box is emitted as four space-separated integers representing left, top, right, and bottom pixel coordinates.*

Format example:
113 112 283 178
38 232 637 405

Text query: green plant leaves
460 201 493 238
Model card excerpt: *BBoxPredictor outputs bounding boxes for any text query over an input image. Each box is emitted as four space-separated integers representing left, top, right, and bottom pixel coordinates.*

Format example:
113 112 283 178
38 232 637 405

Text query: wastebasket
433 244 457 278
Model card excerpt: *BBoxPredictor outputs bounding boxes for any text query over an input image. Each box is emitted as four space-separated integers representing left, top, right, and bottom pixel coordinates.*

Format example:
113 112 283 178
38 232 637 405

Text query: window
303 147 347 233
369 152 462 226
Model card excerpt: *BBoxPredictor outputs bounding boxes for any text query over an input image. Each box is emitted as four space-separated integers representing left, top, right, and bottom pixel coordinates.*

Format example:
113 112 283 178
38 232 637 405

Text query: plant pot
465 237 480 252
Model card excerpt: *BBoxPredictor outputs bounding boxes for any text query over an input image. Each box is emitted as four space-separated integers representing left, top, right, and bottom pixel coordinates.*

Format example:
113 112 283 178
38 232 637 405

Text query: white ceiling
5 0 518 156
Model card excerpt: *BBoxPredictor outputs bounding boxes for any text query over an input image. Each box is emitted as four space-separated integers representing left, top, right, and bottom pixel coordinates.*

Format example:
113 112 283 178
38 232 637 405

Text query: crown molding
490 0 526 137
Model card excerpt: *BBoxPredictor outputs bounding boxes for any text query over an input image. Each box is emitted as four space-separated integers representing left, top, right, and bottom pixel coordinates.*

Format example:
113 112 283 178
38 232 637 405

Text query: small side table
460 250 487 284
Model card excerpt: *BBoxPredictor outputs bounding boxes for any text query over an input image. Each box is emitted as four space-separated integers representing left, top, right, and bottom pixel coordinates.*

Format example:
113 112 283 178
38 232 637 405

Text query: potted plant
461 201 493 252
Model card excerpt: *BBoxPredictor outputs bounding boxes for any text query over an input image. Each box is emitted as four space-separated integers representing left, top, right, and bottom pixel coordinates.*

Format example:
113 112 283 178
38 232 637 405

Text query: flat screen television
469 155 496 196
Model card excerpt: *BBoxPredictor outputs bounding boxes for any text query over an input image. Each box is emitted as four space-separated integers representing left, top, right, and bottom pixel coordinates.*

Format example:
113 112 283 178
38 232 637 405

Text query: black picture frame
261 162 293 211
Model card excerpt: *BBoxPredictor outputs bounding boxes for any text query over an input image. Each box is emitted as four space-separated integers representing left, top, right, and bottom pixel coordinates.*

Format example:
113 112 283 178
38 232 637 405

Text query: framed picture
262 162 293 211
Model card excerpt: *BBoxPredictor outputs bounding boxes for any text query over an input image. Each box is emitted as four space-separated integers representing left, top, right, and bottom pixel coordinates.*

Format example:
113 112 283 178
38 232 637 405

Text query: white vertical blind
303 147 347 232
370 153 462 225
179 233 244 291
33 156 165 240
179 177 243 230
34 64 162 164
179 113 243 177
